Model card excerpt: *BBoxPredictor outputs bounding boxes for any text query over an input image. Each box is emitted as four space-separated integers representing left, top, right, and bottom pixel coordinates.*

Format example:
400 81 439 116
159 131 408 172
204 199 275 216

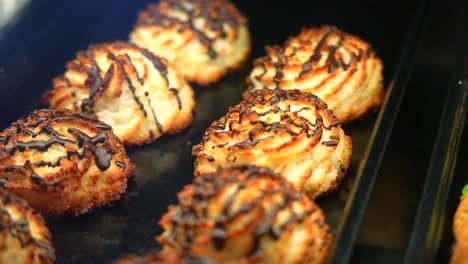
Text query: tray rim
329 0 430 262
403 9 468 263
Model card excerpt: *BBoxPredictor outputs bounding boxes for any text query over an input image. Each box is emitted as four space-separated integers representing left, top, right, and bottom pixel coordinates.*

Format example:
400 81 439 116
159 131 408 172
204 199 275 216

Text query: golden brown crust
0 188 55 263
454 194 468 240
192 88 352 199
157 165 332 264
247 25 384 123
452 222 468 264
43 41 195 146
112 252 217 264
0 109 135 217
130 0 251 85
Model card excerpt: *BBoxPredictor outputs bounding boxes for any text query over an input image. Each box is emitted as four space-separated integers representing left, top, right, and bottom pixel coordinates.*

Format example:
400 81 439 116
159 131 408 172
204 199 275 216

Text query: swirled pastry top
130 0 251 85
0 109 135 217
247 25 384 123
192 89 352 199
43 41 195 146
0 188 55 263
158 165 331 264
113 252 217 264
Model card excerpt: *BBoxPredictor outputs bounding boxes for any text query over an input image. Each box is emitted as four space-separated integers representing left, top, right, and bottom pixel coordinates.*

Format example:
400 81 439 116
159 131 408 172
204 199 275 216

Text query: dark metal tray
0 0 425 263
403 1 468 262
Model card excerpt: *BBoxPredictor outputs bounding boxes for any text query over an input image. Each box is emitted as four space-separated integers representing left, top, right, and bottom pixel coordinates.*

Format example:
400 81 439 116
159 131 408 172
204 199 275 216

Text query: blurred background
0 0 30 30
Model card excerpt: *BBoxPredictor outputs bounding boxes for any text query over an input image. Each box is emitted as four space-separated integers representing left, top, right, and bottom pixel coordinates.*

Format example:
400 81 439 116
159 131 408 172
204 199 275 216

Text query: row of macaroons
42 0 253 147
33 0 379 210
9 0 383 216
0 79 351 264
43 0 384 147
0 165 333 264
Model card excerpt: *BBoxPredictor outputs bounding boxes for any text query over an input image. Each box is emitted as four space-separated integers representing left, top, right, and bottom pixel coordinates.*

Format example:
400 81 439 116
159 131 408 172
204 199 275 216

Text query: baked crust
454 193 468 240
452 221 468 264
43 41 195 146
0 109 135 217
130 0 251 85
0 188 55 263
157 165 332 264
192 89 352 199
247 25 384 123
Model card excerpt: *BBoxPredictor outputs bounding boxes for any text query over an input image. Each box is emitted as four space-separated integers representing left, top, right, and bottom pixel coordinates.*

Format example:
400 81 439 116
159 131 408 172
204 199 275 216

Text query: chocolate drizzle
140 47 183 110
192 89 341 159
0 109 116 188
147 97 164 133
80 53 103 113
254 25 372 85
49 42 186 138
0 188 55 262
160 166 328 261
137 0 244 59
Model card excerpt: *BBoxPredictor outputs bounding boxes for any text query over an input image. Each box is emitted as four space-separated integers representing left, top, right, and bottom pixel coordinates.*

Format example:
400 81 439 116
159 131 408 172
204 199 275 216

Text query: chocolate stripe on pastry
157 165 331 264
0 109 135 217
0 188 55 263
112 252 217 264
247 25 384 123
43 41 195 146
192 89 352 199
130 0 251 85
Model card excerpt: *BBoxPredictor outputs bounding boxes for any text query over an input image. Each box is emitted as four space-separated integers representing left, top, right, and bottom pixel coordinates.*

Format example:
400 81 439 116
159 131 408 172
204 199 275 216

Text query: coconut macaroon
158 165 332 264
452 191 468 264
452 223 468 264
130 0 251 85
454 191 468 241
192 89 352 199
43 41 195 146
247 25 384 123
0 109 135 217
0 188 55 263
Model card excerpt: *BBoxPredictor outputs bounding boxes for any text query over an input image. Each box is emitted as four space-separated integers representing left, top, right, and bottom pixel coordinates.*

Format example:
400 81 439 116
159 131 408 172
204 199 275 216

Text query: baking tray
0 0 423 263
403 2 468 262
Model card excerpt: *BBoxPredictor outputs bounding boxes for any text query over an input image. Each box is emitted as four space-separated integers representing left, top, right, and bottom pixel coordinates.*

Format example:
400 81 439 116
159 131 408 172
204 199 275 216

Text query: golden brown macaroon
112 252 217 264
0 109 135 217
192 89 352 199
157 165 332 264
247 25 384 123
0 188 55 263
451 222 468 264
130 0 251 85
452 191 468 264
454 191 468 240
43 41 195 146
